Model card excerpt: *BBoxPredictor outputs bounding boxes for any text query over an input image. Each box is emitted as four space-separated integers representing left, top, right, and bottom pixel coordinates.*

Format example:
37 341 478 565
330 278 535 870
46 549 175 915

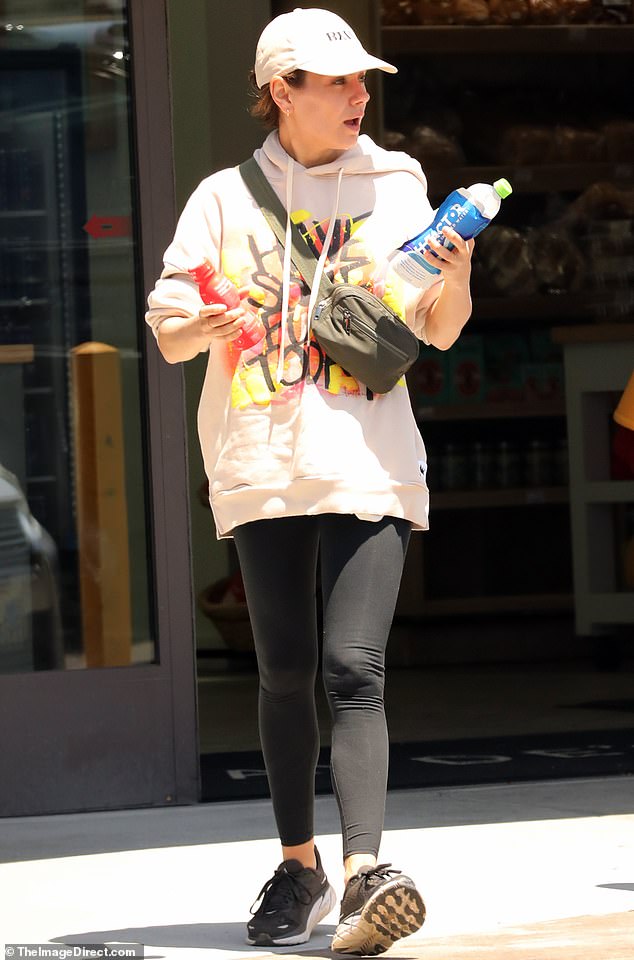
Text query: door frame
0 0 199 817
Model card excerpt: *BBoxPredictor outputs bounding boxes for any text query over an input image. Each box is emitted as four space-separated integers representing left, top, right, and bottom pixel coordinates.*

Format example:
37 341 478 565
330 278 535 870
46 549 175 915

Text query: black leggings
232 513 411 859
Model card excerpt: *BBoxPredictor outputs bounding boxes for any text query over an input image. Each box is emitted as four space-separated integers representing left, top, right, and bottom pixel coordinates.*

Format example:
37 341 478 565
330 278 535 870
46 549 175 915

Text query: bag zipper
343 309 412 362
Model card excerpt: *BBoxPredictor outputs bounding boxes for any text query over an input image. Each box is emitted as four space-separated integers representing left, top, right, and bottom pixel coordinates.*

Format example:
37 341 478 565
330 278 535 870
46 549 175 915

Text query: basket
197 577 254 653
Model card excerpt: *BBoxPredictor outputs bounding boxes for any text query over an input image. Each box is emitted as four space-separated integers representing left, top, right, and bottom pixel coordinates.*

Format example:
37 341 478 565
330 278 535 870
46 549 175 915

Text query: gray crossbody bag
239 157 419 394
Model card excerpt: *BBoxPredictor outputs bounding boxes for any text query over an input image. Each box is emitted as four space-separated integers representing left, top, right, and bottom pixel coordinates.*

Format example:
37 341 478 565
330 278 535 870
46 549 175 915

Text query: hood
255 131 428 191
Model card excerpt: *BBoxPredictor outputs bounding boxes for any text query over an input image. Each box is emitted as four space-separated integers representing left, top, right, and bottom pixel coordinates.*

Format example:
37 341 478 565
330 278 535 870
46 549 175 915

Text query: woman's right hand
198 302 248 342
158 300 248 364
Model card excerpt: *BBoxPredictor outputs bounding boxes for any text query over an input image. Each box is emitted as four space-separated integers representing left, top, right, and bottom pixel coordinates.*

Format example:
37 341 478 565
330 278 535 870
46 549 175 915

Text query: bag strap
239 157 333 302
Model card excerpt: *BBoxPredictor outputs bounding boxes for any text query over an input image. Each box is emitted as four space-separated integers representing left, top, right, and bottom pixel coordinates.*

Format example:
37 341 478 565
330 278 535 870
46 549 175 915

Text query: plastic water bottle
189 260 265 351
390 178 513 289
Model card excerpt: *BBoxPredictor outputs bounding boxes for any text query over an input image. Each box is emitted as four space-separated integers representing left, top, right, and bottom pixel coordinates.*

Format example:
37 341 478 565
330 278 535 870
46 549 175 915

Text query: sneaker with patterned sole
331 863 426 956
246 846 337 947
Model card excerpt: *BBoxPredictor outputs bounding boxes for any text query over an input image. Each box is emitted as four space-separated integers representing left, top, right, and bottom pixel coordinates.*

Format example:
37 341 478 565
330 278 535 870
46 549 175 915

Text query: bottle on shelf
493 440 522 489
439 441 470 491
389 178 513 290
470 440 495 490
524 439 553 488
189 259 265 351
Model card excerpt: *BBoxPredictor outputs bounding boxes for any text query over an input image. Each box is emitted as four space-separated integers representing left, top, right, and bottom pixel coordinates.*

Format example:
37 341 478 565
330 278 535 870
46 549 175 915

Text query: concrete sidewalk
1 776 633 958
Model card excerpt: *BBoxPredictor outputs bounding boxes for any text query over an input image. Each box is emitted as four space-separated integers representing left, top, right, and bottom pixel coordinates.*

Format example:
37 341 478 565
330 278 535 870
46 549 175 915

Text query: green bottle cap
494 178 513 199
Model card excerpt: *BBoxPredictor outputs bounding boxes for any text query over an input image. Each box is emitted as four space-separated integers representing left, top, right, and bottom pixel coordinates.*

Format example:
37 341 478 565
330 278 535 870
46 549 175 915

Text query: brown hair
248 69 306 130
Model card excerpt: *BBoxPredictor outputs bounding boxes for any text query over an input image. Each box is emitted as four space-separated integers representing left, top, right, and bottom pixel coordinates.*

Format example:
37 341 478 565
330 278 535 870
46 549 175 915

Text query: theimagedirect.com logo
4 947 144 959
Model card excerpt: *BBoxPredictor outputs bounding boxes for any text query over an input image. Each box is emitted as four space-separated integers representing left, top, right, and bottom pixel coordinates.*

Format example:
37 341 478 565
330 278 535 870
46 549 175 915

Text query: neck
278 122 344 169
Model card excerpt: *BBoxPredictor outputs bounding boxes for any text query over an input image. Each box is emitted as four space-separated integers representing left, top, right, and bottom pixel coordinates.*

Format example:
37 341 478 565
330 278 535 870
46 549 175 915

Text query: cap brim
296 51 397 77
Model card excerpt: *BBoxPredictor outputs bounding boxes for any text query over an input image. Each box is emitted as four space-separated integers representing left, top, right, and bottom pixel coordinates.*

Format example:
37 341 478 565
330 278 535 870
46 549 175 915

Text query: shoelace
356 863 400 891
250 864 314 915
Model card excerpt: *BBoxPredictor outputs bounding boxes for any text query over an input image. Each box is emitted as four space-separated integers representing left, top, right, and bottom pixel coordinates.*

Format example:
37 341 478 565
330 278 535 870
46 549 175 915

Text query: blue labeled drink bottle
390 178 513 289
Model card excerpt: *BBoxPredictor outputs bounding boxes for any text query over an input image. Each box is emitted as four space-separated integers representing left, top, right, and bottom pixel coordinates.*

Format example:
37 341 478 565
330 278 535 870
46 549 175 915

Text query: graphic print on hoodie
223 203 393 409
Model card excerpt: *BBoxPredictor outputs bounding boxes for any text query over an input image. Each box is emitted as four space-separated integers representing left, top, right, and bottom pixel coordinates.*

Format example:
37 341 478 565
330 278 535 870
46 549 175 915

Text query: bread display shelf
382 24 634 55
383 12 632 624
427 162 634 197
552 322 634 343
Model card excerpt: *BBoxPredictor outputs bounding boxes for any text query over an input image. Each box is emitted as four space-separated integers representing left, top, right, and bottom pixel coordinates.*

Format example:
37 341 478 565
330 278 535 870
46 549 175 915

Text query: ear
269 76 293 115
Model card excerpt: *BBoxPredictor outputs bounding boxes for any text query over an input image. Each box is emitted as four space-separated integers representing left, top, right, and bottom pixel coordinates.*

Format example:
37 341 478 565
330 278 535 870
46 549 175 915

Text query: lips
344 117 362 130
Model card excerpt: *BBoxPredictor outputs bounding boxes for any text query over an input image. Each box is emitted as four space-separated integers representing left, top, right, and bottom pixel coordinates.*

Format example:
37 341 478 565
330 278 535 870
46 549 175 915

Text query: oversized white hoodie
146 132 442 539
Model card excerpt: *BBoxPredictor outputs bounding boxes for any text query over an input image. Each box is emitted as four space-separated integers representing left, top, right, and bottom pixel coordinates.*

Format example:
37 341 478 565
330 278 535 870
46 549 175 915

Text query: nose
351 79 370 106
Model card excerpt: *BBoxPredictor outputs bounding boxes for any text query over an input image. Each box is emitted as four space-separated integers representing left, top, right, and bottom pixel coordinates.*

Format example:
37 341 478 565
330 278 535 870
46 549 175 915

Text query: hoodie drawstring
276 157 295 384
306 166 343 342
276 160 344 386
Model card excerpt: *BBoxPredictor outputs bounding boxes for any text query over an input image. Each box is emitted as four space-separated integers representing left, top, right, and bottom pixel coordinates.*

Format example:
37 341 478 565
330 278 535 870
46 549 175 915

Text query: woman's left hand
423 227 474 286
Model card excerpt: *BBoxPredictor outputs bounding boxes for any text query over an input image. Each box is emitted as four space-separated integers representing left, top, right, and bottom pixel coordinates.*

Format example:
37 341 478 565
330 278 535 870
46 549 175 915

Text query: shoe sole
331 876 426 956
246 882 337 947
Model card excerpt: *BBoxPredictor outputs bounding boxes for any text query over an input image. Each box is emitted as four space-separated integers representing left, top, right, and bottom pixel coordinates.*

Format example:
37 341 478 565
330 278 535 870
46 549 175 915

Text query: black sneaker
331 863 426 956
247 846 337 947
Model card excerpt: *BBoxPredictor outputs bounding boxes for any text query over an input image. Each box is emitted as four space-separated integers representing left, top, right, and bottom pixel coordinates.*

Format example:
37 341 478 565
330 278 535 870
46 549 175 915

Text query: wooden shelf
426 163 634 198
382 25 634 56
552 323 634 344
417 399 565 421
433 486 569 510
419 593 574 617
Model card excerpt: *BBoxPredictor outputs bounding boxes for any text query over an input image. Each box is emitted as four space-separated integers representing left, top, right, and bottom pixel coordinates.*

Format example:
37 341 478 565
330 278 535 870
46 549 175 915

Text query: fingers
199 303 246 341
423 228 474 272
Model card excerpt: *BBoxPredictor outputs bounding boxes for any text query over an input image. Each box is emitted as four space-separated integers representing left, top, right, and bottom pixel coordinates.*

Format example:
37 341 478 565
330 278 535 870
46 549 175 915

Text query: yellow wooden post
70 342 132 667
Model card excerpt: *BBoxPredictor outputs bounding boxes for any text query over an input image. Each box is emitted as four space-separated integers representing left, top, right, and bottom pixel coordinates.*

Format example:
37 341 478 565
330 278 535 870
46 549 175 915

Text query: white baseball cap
254 7 397 88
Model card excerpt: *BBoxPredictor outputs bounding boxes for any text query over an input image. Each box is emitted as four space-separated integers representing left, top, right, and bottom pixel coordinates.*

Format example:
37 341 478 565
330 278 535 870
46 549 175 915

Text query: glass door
0 0 197 815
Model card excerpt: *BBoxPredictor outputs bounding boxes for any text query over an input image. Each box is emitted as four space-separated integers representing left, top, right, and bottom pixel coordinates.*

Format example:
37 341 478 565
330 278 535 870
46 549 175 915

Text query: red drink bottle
189 260 265 350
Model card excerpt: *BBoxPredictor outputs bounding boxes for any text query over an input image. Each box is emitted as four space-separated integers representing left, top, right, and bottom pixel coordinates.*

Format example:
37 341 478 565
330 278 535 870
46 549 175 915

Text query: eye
333 74 367 86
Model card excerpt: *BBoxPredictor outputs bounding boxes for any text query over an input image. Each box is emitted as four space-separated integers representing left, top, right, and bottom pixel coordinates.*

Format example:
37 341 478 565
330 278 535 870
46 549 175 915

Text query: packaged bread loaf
528 227 585 294
453 0 490 22
559 0 593 20
418 0 455 23
592 0 633 24
499 125 554 164
382 129 410 152
475 226 537 296
603 121 634 162
564 182 634 226
488 0 531 23
553 126 604 162
381 0 422 23
409 124 465 167
528 0 563 22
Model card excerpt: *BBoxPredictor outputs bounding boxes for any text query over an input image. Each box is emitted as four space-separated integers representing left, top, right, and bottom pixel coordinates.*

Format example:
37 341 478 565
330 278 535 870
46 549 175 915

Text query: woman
146 8 473 955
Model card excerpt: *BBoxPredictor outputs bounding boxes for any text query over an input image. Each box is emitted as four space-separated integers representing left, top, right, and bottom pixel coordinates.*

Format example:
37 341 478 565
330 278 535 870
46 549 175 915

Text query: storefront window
0 1 154 671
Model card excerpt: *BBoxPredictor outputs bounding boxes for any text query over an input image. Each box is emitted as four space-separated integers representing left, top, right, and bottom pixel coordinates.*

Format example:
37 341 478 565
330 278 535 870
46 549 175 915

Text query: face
278 71 371 167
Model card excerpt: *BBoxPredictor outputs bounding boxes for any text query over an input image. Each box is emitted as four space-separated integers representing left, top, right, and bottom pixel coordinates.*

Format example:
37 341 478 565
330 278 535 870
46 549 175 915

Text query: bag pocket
341 308 414 363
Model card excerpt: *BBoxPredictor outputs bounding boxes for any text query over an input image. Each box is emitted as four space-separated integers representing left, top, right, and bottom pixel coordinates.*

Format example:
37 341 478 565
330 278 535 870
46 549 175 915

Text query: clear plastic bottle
189 259 265 351
390 178 513 290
